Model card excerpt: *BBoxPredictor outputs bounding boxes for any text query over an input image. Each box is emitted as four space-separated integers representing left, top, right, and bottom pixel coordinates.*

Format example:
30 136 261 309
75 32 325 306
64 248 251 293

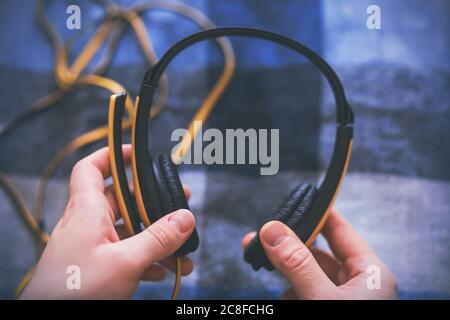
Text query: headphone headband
143 27 353 124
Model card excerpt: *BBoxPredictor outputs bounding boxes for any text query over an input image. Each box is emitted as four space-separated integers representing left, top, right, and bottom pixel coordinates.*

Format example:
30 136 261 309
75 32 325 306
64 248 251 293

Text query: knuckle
384 268 398 292
65 198 76 212
279 243 312 273
96 208 114 225
69 161 87 190
146 224 172 251
115 246 137 268
71 160 86 176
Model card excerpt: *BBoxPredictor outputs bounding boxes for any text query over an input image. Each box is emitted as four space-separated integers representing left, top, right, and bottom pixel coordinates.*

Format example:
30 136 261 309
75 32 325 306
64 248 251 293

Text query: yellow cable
35 0 236 237
126 0 236 163
0 173 48 246
33 4 145 222
171 257 182 299
117 8 169 117
15 268 35 298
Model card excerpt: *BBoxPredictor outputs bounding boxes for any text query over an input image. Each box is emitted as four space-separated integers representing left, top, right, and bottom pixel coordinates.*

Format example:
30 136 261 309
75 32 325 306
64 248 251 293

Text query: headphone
108 27 354 296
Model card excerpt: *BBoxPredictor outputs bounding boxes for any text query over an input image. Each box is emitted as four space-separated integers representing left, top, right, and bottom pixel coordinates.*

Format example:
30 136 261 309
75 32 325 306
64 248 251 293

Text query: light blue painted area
0 0 322 72
322 0 450 70
0 0 209 72
1 1 449 72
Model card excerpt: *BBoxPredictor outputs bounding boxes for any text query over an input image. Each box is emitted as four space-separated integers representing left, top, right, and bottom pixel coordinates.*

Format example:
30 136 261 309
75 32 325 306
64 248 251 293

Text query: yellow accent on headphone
305 140 353 247
131 96 152 228
108 95 135 236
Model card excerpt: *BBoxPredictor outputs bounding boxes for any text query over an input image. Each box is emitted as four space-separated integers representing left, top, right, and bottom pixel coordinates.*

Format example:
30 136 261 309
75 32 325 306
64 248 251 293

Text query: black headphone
108 27 354 273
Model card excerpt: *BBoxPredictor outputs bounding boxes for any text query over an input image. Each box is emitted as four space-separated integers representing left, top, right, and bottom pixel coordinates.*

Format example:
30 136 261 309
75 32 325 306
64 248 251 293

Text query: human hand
242 208 397 299
20 145 196 299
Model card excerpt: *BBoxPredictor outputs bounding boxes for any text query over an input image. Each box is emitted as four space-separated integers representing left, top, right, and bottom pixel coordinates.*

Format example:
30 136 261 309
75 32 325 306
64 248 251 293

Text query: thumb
115 209 195 272
260 221 337 299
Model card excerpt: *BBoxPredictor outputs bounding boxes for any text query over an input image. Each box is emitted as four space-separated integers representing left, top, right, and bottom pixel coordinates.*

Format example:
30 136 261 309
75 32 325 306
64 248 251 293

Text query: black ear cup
151 154 188 216
243 182 319 271
151 154 199 256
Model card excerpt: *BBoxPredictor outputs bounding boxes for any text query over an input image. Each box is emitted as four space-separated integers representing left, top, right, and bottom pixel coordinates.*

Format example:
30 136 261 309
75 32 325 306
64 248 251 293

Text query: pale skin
21 145 397 299
242 212 398 299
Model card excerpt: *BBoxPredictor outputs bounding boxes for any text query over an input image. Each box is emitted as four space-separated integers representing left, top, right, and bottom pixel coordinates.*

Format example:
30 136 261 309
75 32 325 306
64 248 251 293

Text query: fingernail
168 209 194 233
261 222 288 247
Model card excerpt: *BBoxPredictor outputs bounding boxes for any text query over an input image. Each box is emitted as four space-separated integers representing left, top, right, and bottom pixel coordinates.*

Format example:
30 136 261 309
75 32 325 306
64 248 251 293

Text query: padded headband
133 27 354 242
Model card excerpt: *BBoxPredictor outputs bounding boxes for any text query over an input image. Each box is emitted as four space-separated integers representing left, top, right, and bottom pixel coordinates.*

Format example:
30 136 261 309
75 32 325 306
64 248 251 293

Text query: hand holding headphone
108 27 354 297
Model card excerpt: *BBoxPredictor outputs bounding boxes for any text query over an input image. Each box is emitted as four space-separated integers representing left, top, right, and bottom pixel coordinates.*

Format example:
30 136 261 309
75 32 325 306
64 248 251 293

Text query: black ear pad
151 154 187 216
151 154 199 256
243 182 319 271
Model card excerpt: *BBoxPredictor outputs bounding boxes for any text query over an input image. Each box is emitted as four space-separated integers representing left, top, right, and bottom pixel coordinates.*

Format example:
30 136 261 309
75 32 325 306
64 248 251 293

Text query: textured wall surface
0 0 449 299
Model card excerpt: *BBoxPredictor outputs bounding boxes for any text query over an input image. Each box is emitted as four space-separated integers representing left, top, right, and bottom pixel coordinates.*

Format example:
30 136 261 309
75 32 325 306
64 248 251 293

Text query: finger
260 221 337 299
114 209 196 272
281 288 297 300
310 247 342 284
105 182 135 221
115 224 129 240
115 226 194 275
321 209 397 291
241 231 256 250
105 184 121 221
106 183 190 221
112 183 192 241
160 256 194 276
140 264 167 281
69 145 132 198
182 185 191 201
321 208 374 262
